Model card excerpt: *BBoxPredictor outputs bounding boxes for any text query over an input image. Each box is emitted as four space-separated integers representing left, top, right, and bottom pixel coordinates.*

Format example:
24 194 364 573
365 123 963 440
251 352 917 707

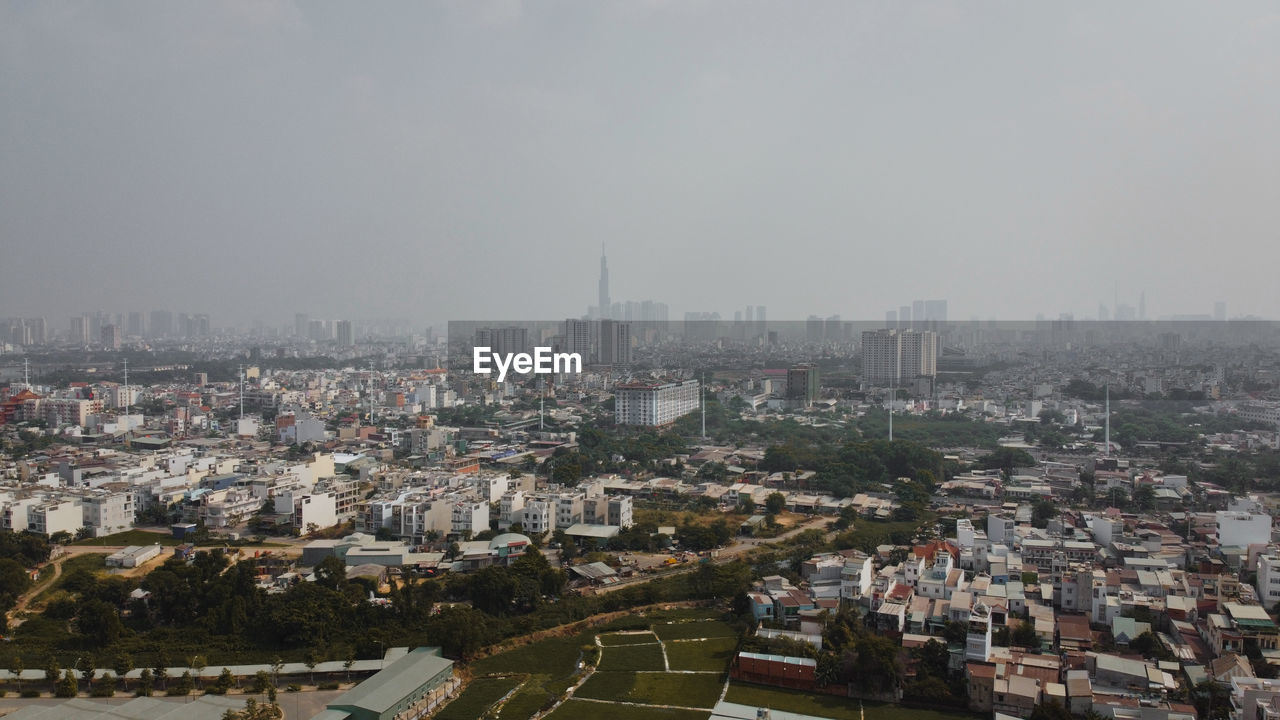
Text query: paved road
0 689 345 719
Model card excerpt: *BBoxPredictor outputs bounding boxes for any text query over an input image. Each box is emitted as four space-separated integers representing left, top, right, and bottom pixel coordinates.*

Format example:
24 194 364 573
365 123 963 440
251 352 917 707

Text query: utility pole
700 371 706 439
238 364 245 420
888 379 894 442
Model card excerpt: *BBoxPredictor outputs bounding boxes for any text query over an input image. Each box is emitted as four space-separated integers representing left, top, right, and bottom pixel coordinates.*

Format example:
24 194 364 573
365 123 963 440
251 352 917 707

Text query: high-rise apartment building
861 329 937 384
336 320 354 347
787 364 820 407
598 320 632 366
615 379 700 427
69 314 90 344
149 310 173 338
101 324 121 350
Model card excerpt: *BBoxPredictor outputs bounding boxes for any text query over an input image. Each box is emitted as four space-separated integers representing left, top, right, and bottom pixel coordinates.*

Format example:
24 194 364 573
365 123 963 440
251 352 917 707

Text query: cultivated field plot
598 642 667 672
664 637 738 672
600 631 661 646
576 671 724 708
437 676 522 720
546 699 711 720
653 620 737 641
724 683 984 720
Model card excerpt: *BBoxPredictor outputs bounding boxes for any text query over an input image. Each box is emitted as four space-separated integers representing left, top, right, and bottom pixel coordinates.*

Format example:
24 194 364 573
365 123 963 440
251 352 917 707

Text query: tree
112 653 133 693
56 669 79 698
169 670 194 696
738 496 756 515
1031 500 1058 528
77 655 96 688
765 492 786 515
343 650 355 683
211 668 235 695
8 655 24 694
250 670 273 695
1011 621 1040 648
137 668 154 697
314 556 347 591
304 649 319 685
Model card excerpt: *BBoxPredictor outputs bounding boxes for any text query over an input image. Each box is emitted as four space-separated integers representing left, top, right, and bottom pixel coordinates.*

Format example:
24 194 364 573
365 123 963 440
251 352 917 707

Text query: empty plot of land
653 620 737 641
576 671 723 708
664 637 738 672
600 631 661 646
598 642 667 672
546 699 711 720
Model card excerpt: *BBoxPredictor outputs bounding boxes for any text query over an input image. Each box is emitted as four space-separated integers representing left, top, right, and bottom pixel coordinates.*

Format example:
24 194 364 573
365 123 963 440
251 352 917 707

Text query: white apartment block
451 500 489 537
500 490 526 528
522 500 553 535
1259 554 1280 609
614 379 700 427
555 493 585 529
29 499 83 536
294 491 338 531
1217 511 1273 548
81 491 135 537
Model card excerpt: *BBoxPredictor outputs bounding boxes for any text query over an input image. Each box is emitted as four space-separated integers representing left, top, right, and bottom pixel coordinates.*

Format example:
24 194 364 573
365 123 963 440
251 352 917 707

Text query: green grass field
599 631 661 646
598 642 667 672
653 620 737 641
546 699 710 720
724 683 982 720
437 676 522 720
664 637 737 672
576 672 723 708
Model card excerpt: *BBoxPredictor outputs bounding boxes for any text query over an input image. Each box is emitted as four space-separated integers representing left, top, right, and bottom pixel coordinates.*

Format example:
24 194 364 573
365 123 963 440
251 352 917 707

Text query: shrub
287 684 301 692
318 681 339 690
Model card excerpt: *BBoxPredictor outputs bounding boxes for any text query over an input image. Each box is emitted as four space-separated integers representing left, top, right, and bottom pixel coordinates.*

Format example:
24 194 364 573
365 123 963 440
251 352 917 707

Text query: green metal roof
326 647 452 715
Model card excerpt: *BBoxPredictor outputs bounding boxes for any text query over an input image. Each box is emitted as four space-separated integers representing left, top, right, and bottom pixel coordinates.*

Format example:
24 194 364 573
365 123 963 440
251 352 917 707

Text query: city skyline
2 2 1278 327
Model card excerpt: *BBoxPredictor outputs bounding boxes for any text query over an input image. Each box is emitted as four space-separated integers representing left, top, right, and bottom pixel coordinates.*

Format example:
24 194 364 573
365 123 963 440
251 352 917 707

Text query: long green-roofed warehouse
314 646 457 720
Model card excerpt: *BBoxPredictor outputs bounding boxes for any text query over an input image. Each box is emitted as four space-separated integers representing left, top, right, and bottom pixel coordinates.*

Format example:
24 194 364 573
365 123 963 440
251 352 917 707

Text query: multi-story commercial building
1258 553 1280 609
615 379 700 427
521 500 553 535
101 324 122 349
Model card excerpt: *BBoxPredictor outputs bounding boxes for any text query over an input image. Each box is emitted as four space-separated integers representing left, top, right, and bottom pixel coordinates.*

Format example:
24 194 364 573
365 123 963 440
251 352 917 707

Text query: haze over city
2 1 1278 328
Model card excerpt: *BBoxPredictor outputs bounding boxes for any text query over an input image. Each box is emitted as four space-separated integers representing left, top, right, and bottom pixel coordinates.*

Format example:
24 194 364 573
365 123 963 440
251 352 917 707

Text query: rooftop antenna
539 375 545 431
123 357 129 416
23 357 30 388
238 364 245 420
1104 383 1110 454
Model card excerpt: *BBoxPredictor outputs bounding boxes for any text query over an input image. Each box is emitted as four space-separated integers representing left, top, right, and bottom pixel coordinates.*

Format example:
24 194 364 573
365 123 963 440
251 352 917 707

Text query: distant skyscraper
899 305 911 328
149 310 173 338
885 310 898 327
336 320 354 347
598 247 610 320
924 299 948 323
565 319 593 361
912 300 925 329
295 313 309 338
127 312 144 337
70 314 90 344
599 320 632 366
745 306 753 323
101 324 121 350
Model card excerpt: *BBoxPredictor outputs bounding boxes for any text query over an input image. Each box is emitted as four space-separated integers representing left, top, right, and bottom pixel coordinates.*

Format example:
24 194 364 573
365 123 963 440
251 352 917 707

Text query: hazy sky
2 1 1278 328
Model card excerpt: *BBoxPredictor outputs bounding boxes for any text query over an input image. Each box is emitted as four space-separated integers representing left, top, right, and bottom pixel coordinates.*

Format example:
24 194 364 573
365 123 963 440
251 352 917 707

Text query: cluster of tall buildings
884 299 948 329
586 248 669 325
292 314 356 346
861 328 939 385
0 311 214 347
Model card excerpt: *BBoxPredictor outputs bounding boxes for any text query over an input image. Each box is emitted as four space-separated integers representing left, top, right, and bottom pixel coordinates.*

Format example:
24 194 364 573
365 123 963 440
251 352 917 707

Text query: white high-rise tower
598 245 611 320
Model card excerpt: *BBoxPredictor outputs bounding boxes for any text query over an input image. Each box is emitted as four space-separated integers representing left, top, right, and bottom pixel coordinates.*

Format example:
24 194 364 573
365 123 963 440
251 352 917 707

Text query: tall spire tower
598 244 610 319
